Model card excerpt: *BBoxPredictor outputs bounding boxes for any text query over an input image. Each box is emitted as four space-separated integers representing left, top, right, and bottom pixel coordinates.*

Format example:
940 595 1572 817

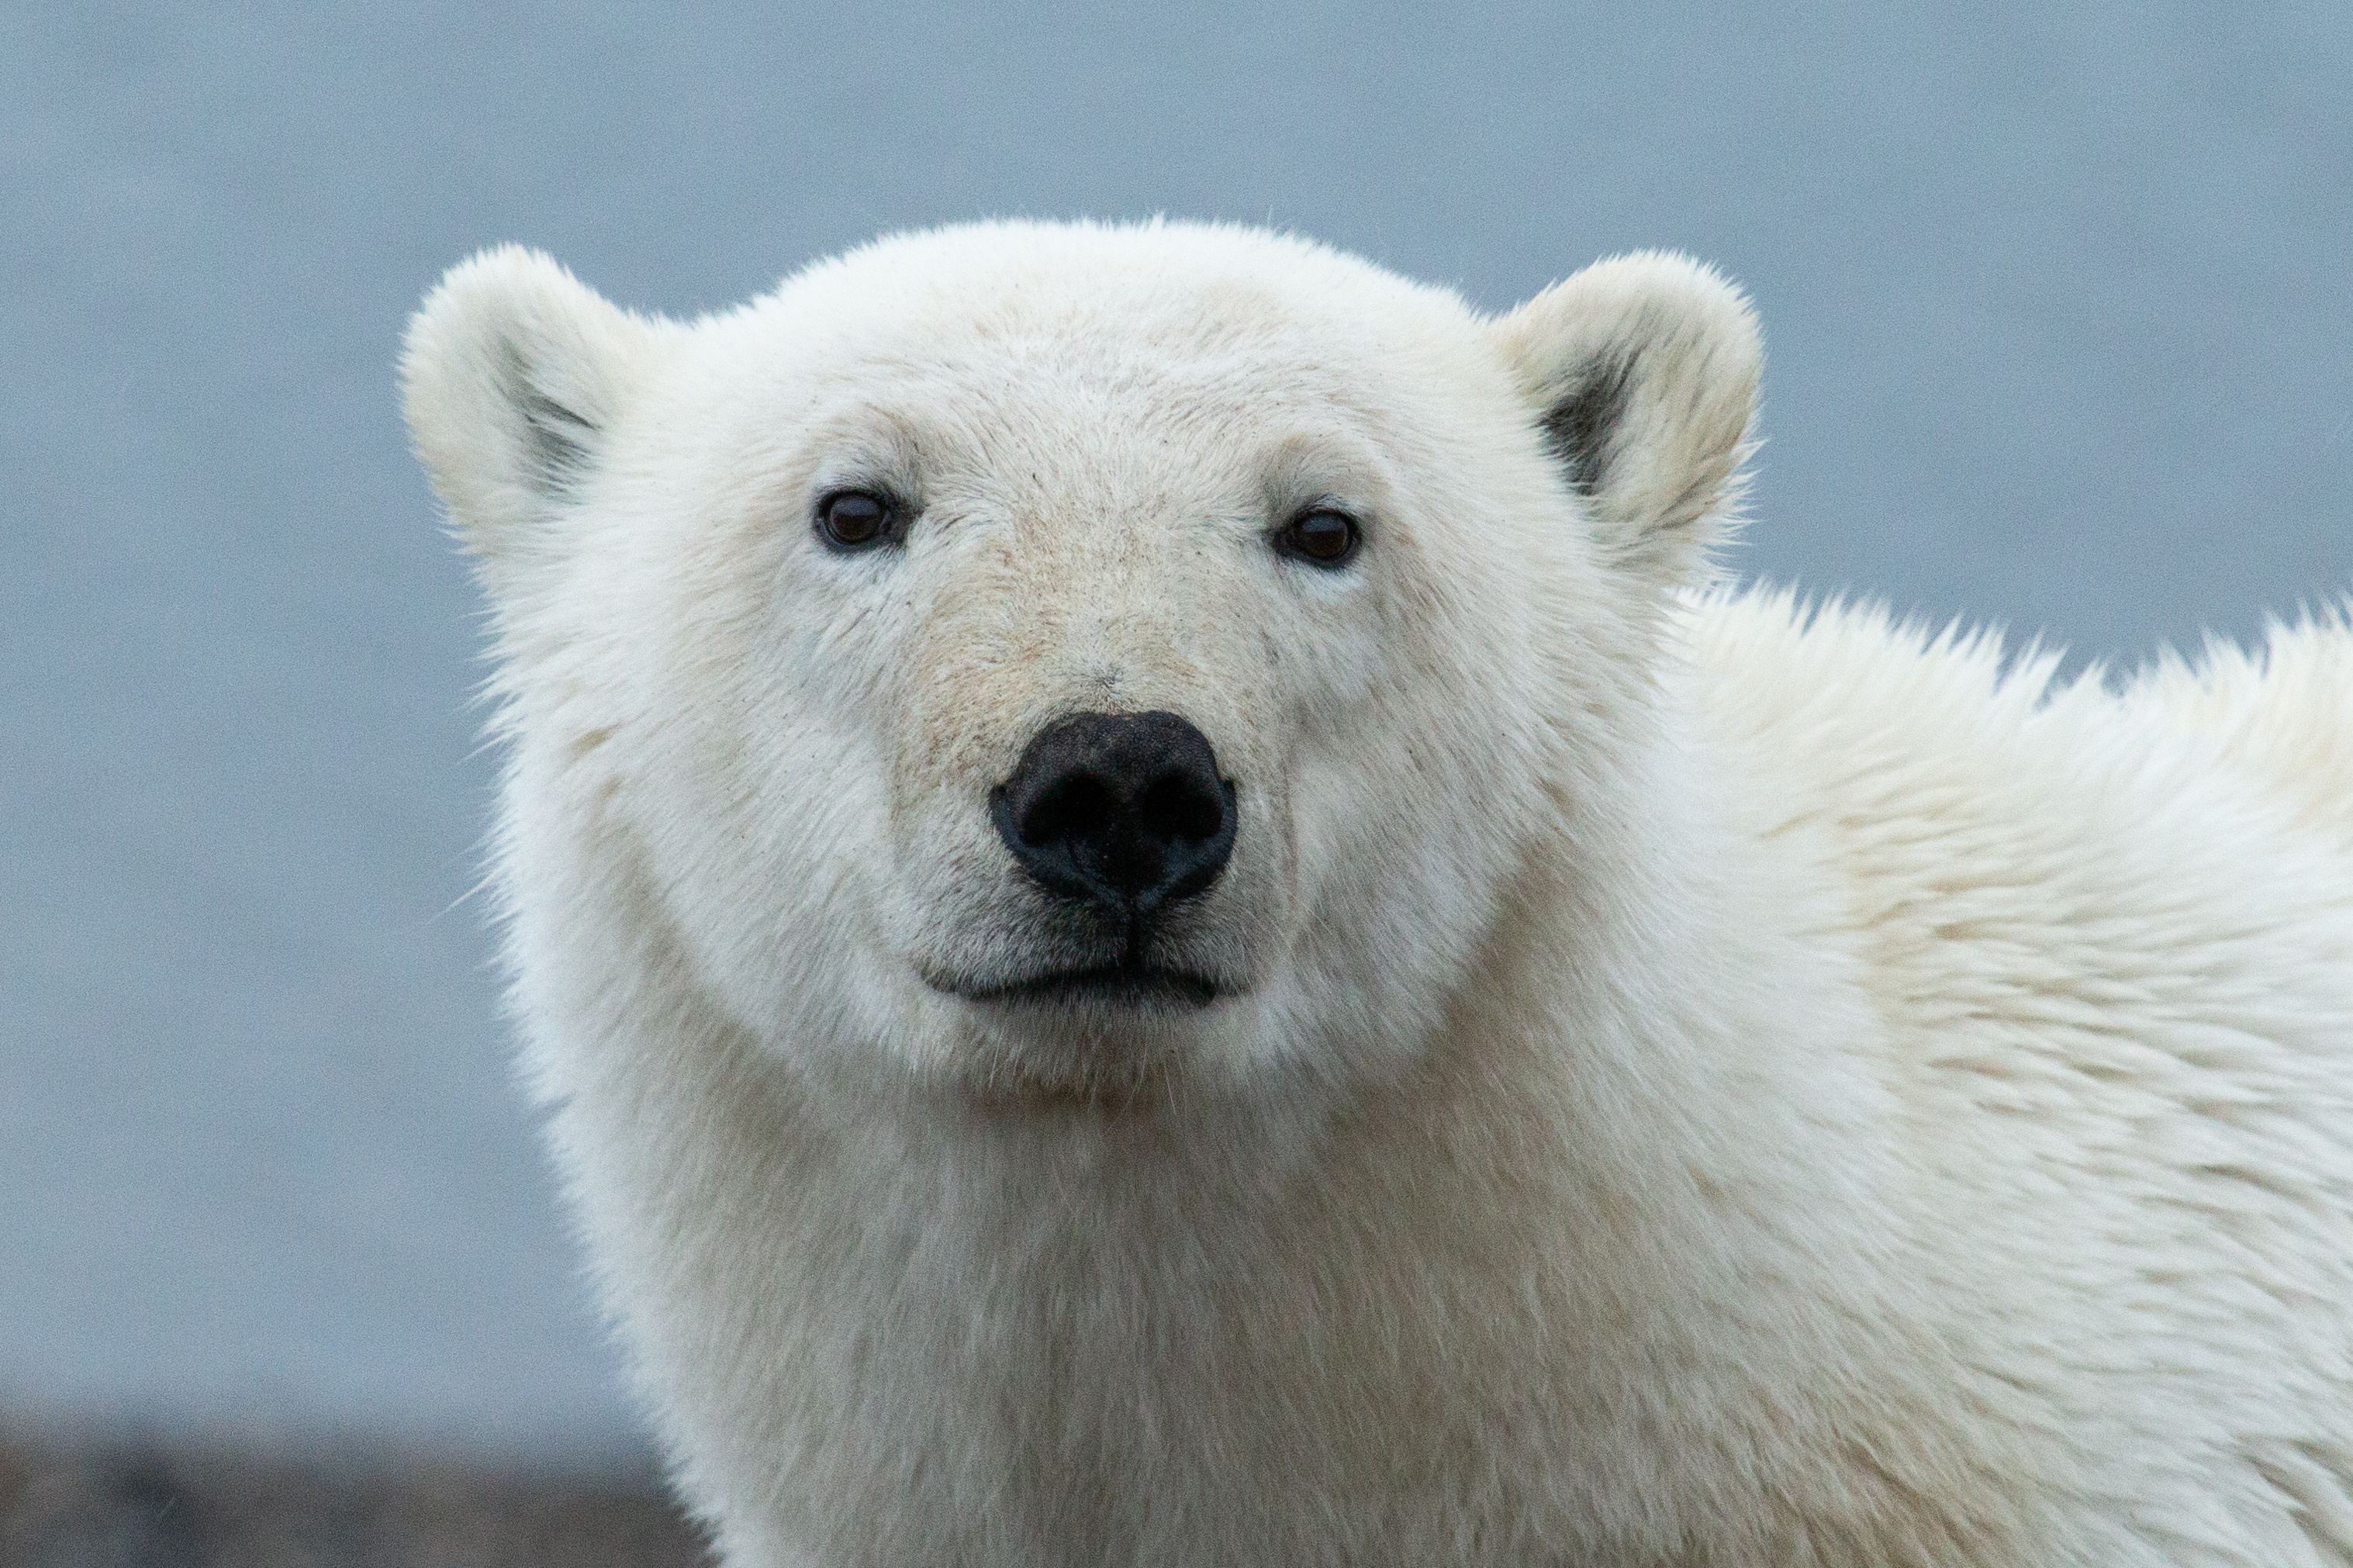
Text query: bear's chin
924 962 1228 1011
955 1064 1182 1117
922 979 1237 1115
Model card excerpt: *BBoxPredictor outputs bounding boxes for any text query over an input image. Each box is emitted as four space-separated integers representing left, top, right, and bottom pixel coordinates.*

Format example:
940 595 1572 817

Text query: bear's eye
1276 507 1361 568
816 489 898 551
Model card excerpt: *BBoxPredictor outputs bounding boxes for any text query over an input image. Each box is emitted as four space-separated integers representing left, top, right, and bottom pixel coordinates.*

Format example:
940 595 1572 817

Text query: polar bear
402 221 2353 1567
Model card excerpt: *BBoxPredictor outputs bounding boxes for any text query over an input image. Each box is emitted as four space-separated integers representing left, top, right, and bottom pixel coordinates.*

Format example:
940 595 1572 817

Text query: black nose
990 711 1238 917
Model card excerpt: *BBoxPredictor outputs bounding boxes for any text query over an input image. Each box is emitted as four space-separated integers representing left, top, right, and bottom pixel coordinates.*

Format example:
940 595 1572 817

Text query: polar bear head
404 223 1757 1114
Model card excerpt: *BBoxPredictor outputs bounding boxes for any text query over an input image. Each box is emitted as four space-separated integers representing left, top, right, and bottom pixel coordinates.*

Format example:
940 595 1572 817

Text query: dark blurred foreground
0 1435 706 1568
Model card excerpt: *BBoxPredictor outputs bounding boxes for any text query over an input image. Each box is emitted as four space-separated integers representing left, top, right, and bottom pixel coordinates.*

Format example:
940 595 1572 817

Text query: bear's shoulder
1677 583 2353 1159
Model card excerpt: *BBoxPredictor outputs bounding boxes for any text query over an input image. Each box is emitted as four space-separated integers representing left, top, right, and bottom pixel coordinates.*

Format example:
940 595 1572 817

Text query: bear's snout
990 711 1237 920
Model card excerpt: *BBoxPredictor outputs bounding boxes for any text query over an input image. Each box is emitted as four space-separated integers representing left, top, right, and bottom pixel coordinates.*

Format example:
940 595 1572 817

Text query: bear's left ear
401 246 671 604
1489 252 1760 588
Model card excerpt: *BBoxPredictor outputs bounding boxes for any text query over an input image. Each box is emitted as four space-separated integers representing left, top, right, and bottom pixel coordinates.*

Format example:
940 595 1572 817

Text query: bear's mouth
925 962 1225 1011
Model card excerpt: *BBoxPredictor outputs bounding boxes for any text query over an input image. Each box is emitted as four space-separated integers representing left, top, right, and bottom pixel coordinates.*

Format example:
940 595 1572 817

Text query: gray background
5 1 2348 1466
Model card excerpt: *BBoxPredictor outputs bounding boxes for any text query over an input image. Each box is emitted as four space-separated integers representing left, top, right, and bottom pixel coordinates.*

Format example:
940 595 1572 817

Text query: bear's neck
535 706 2008 1562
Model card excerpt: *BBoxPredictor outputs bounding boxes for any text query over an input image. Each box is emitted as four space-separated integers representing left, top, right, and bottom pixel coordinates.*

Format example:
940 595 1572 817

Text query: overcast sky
3 1 2348 1463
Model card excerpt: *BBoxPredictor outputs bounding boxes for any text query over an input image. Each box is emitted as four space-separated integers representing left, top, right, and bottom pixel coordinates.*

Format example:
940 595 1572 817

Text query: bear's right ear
400 247 666 592
1489 252 1760 591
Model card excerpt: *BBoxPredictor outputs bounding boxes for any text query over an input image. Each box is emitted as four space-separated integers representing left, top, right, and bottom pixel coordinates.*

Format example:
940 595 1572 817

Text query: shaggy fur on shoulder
403 220 2353 1567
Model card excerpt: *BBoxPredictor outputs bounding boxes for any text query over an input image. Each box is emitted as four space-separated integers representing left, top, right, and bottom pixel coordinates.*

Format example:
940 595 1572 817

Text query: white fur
403 221 2353 1566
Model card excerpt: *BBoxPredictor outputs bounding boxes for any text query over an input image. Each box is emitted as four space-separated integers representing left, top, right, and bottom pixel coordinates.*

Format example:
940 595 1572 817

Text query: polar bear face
404 223 1758 1110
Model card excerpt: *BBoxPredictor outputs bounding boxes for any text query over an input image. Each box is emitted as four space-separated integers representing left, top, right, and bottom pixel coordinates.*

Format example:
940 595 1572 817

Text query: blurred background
4 0 2348 1559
